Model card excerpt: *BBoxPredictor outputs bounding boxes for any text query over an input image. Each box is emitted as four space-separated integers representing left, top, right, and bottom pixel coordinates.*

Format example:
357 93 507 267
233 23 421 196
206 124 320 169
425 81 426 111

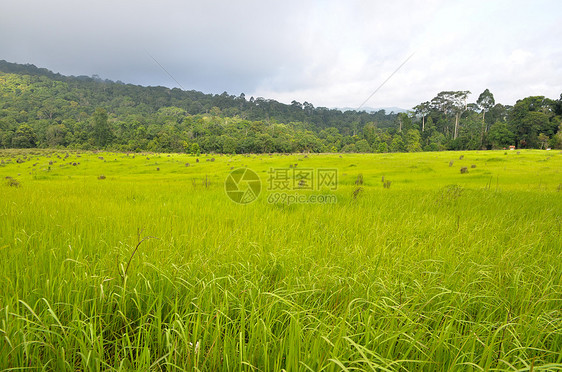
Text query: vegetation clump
440 184 464 201
5 176 20 187
355 173 364 185
352 186 363 199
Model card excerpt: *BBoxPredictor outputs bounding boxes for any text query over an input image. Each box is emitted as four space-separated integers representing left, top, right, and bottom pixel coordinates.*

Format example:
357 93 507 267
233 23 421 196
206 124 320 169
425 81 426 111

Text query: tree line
1 60 561 153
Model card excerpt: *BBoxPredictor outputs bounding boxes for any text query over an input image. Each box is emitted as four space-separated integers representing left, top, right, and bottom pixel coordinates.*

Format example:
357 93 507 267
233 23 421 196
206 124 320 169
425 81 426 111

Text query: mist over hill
338 107 409 114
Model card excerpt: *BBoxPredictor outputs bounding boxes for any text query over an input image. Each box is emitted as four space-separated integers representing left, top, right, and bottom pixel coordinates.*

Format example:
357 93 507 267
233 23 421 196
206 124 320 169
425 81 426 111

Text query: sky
1 0 561 110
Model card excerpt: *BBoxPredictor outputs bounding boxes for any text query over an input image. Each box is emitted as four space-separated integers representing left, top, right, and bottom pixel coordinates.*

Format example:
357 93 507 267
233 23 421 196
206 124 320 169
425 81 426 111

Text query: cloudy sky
1 0 561 110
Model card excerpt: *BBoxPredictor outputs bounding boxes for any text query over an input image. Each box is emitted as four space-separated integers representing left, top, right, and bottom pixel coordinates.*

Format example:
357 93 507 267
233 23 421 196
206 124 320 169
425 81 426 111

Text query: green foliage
390 134 405 152
190 142 200 155
45 124 69 147
0 60 560 153
404 129 422 152
341 143 357 153
354 139 372 153
427 130 445 150
12 124 37 148
0 60 401 153
554 123 562 149
488 121 515 148
92 108 110 147
476 88 495 121
508 96 560 148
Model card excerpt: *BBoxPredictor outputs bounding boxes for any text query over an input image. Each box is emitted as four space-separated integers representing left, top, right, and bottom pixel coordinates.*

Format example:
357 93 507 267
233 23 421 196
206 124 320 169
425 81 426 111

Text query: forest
1 59 561 153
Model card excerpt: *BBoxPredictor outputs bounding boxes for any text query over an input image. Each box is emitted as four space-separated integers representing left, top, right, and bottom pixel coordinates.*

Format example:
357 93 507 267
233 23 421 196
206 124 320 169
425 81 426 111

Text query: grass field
1 149 561 371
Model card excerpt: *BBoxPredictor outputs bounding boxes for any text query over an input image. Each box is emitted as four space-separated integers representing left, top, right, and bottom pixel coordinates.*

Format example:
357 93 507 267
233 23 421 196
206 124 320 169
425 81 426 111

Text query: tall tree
451 91 471 139
476 89 495 146
413 101 430 132
476 89 495 125
430 91 471 139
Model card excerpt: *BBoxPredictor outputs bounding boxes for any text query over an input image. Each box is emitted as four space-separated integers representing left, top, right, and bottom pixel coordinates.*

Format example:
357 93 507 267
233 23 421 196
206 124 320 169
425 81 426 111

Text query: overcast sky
1 0 561 110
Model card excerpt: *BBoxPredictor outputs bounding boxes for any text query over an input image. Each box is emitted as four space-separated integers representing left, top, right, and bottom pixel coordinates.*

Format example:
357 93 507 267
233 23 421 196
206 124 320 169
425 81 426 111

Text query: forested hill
1 59 561 153
0 60 397 153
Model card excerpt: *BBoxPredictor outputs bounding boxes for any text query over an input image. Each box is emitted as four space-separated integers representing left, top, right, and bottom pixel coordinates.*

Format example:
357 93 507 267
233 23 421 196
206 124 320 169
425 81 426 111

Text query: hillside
0 60 397 153
0 60 561 153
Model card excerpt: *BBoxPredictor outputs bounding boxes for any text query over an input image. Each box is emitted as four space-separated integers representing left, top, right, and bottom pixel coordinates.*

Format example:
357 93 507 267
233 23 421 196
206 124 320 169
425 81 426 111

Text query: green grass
1 149 561 371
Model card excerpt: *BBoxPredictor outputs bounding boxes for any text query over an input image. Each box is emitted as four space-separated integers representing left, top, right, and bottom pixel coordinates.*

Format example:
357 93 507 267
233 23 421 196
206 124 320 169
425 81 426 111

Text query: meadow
0 149 561 371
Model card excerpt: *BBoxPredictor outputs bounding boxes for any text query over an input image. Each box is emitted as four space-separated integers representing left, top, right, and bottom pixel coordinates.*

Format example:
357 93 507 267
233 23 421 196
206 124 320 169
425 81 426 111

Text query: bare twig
120 229 157 283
